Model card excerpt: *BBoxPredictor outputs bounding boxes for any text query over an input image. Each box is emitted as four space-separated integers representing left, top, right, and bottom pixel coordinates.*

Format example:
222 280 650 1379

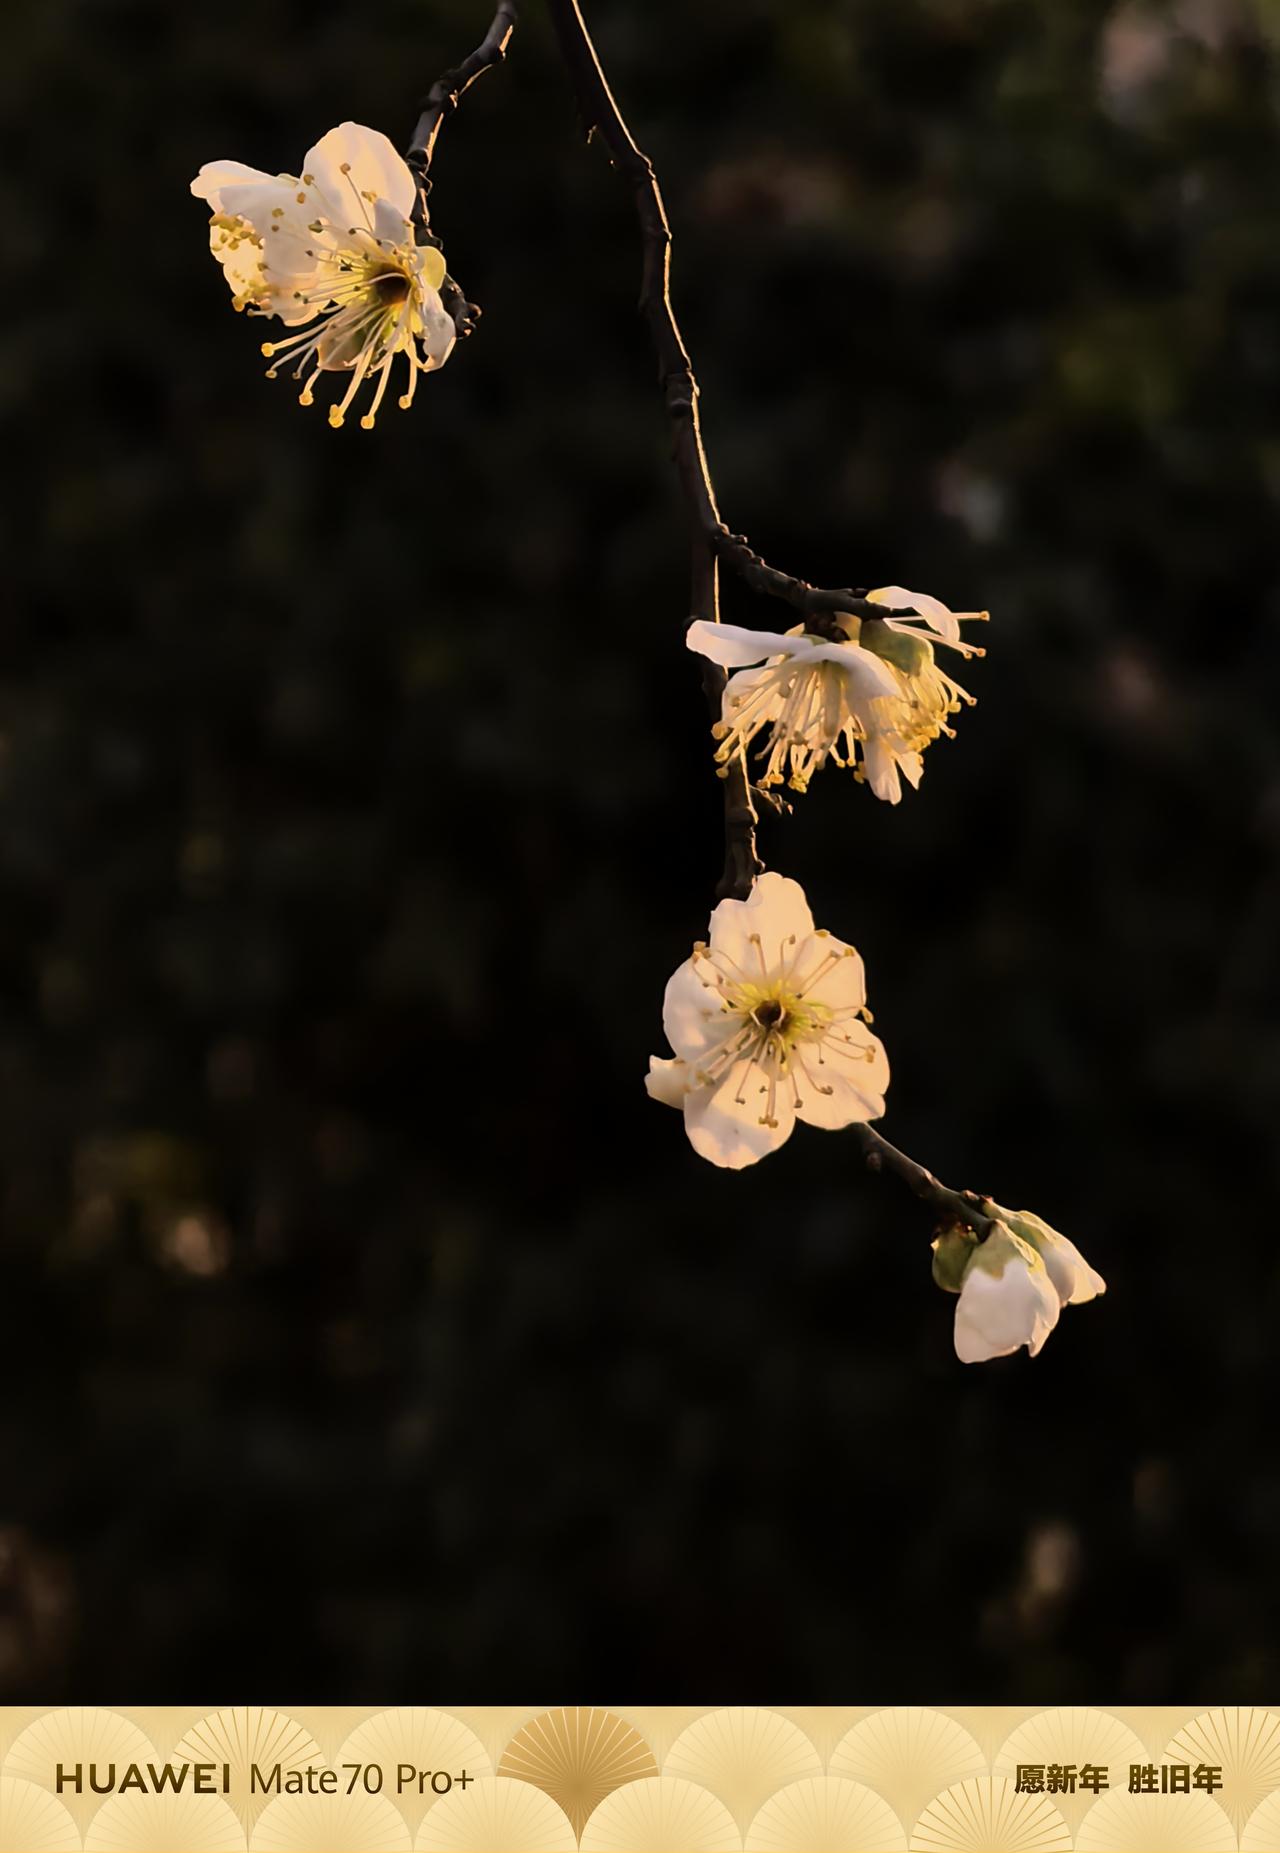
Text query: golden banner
0 1705 1276 1850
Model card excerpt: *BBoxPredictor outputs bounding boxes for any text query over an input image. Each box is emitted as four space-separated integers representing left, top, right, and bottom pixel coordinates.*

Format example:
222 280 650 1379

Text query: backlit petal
707 872 816 974
687 620 808 669
682 1063 796 1169
303 121 416 228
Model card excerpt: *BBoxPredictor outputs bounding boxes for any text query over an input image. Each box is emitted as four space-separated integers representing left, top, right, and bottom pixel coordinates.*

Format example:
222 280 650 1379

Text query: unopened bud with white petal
953 1226 1060 1363
992 1205 1106 1306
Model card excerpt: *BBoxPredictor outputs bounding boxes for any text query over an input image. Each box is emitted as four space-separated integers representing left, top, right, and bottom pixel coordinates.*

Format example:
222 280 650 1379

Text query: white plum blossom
646 871 889 1169
991 1205 1107 1307
952 1208 1105 1363
686 585 987 803
191 122 456 427
953 1226 1061 1363
687 618 901 793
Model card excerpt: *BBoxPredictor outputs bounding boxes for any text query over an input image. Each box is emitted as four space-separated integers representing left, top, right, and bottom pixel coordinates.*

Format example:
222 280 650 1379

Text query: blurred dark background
2 0 1279 1701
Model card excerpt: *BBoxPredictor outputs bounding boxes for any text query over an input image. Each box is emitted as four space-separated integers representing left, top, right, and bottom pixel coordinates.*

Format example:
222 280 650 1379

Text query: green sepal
931 1222 978 1294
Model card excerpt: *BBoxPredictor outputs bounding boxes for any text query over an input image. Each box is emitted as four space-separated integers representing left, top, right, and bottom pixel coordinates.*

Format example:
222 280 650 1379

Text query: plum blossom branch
541 0 923 897
406 2 518 340
551 0 1008 1241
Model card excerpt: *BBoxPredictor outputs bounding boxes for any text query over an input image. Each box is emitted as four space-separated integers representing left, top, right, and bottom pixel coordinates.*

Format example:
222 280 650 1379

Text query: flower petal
416 284 457 367
868 583 961 642
707 872 816 974
687 619 808 669
201 173 330 310
991 1207 1107 1307
203 217 268 304
793 1031 888 1128
954 1297 1019 1363
303 122 416 230
662 957 739 1064
208 174 312 236
191 160 283 210
1039 1232 1107 1305
862 737 904 803
953 1250 1060 1363
645 1055 690 1108
793 935 867 1014
682 1063 795 1169
373 195 414 246
803 638 903 696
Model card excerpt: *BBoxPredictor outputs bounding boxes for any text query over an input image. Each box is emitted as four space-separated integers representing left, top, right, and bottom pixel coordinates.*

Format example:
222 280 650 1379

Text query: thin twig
537 6 913 634
406 2 518 339
544 0 761 902
850 1126 995 1236
408 2 518 188
690 542 761 902
546 0 989 1229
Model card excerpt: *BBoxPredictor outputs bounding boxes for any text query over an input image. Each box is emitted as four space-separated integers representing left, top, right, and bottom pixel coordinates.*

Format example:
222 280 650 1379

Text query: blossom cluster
192 114 1105 1367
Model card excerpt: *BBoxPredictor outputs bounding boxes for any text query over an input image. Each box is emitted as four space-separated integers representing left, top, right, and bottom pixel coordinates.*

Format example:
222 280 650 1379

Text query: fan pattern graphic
340 1711 491 1838
172 1706 324 1834
84 1790 246 1851
743 1775 906 1851
993 1709 1147 1839
830 1707 986 1840
910 1776 1072 1852
1163 1708 1280 1839
498 1707 657 1839
3 1711 156 1837
0 1705 1278 1848
663 1708 822 1835
415 1777 574 1851
1074 1788 1237 1850
0 1775 79 1852
578 1775 739 1851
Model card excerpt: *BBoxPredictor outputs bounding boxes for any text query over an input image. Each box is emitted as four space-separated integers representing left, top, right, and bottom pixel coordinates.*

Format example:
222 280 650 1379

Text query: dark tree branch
544 0 761 902
406 2 518 340
850 1126 995 1237
546 0 992 1232
709 546 923 625
540 6 916 636
690 542 761 902
408 2 518 187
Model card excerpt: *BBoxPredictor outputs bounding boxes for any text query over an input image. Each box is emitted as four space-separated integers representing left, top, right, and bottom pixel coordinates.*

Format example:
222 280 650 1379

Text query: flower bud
953 1225 1061 1363
991 1204 1106 1306
931 1222 978 1294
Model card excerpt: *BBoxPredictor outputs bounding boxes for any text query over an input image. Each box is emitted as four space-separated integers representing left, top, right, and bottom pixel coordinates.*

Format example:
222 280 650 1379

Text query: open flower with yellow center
191 121 456 427
646 872 889 1168
686 585 987 803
